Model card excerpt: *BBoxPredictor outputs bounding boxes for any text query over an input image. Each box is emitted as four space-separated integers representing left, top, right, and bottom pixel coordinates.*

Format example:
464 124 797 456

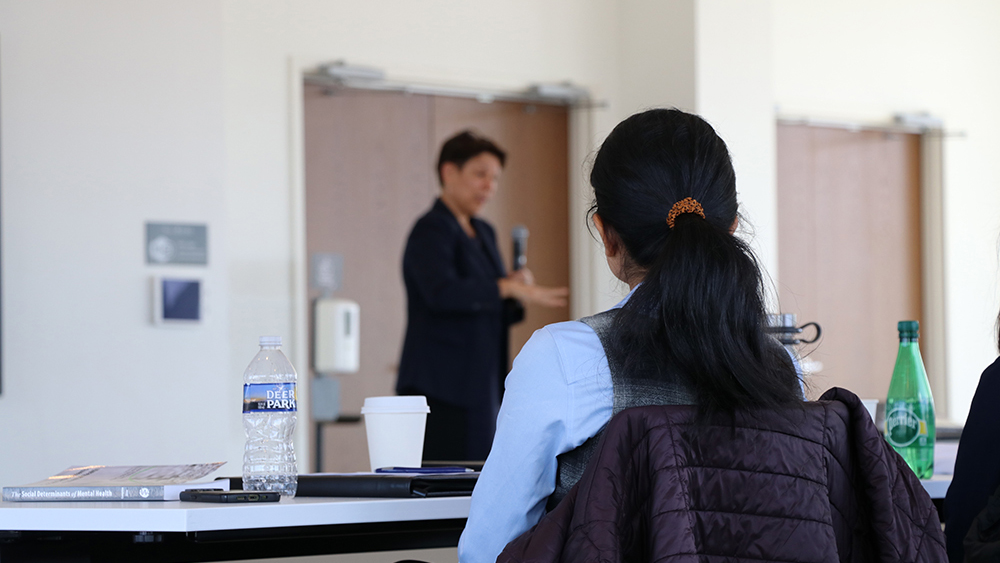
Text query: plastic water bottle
242 336 298 496
885 320 935 479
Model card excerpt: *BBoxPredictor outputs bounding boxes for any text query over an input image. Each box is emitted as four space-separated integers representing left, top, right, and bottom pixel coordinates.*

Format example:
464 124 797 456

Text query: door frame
776 116 948 417
285 57 602 466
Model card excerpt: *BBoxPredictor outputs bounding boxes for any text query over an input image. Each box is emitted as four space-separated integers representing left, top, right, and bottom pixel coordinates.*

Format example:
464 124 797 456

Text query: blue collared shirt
457 292 628 563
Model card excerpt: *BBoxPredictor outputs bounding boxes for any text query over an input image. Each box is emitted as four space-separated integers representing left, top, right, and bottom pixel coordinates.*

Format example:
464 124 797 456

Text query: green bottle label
885 403 928 448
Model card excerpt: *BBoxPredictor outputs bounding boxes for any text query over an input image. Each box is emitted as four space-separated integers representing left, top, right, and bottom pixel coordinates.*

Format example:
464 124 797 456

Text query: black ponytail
591 109 800 414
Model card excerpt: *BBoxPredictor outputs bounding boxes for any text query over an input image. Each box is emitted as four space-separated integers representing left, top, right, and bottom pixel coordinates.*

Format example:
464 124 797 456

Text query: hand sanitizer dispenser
314 298 360 373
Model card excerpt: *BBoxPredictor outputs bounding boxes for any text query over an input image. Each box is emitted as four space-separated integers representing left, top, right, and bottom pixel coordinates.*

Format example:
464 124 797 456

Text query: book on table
295 469 479 498
2 463 229 502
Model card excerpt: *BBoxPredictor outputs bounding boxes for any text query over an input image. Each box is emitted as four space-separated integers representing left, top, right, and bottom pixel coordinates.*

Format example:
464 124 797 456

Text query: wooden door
303 87 570 472
777 124 923 402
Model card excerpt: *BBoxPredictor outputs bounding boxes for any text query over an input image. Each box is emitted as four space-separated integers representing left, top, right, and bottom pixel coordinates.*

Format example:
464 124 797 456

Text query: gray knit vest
547 309 695 510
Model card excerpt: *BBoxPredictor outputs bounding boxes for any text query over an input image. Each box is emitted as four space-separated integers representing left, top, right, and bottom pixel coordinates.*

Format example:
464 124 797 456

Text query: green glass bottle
884 320 935 479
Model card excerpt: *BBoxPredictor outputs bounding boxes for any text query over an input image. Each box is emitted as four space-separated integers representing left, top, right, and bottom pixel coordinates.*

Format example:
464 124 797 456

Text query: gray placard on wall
310 253 343 293
146 223 208 265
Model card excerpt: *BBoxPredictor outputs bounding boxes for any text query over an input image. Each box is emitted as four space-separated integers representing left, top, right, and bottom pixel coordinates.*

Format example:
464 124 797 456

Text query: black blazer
396 199 522 409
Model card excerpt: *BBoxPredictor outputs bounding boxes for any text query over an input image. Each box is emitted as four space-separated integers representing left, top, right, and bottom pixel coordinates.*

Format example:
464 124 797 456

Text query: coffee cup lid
361 395 430 414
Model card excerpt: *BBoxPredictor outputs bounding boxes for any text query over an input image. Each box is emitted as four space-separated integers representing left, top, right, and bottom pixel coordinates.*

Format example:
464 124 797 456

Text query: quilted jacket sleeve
501 391 948 563
820 387 947 563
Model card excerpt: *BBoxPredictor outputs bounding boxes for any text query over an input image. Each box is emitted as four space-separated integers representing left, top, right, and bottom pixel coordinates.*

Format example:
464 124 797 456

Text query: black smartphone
179 489 280 503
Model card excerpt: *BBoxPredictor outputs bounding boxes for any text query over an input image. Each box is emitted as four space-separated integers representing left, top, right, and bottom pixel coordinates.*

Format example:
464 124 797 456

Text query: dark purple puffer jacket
498 388 946 563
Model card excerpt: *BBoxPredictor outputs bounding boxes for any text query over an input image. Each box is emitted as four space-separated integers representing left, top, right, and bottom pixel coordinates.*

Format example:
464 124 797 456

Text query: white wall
0 1 236 486
697 0 777 284
0 0 630 486
612 0 777 310
617 0 697 114
771 0 1000 421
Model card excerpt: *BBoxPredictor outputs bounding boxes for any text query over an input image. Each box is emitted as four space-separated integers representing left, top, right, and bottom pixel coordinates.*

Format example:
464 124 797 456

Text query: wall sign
310 253 343 293
146 223 208 265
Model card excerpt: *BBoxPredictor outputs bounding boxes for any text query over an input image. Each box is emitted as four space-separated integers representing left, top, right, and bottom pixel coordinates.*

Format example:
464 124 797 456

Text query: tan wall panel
778 124 922 402
304 87 436 471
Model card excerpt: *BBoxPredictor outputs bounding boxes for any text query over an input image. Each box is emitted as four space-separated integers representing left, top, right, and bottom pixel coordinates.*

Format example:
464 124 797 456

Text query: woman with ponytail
457 109 802 563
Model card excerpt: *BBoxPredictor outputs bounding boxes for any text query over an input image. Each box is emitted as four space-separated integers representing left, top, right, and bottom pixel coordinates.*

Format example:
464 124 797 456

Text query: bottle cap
897 320 919 338
259 336 282 348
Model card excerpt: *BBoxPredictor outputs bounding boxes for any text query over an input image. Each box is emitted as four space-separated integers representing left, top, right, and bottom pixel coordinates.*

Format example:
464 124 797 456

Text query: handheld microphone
512 225 529 271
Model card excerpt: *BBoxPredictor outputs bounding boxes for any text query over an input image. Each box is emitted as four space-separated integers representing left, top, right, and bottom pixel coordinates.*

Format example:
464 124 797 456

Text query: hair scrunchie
666 197 706 228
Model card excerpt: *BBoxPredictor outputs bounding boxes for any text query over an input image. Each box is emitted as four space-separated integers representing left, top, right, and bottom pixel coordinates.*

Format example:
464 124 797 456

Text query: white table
0 496 472 562
0 478 950 561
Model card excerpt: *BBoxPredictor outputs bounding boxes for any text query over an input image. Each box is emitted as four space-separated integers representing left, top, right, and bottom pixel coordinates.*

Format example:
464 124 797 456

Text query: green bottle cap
898 320 919 339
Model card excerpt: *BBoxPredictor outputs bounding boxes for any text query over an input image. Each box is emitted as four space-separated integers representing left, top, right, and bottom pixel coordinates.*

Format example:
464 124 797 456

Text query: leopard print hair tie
666 197 706 228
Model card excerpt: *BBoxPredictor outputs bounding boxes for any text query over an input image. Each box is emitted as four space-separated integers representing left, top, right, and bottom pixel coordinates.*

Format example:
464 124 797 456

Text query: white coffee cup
360 396 431 472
